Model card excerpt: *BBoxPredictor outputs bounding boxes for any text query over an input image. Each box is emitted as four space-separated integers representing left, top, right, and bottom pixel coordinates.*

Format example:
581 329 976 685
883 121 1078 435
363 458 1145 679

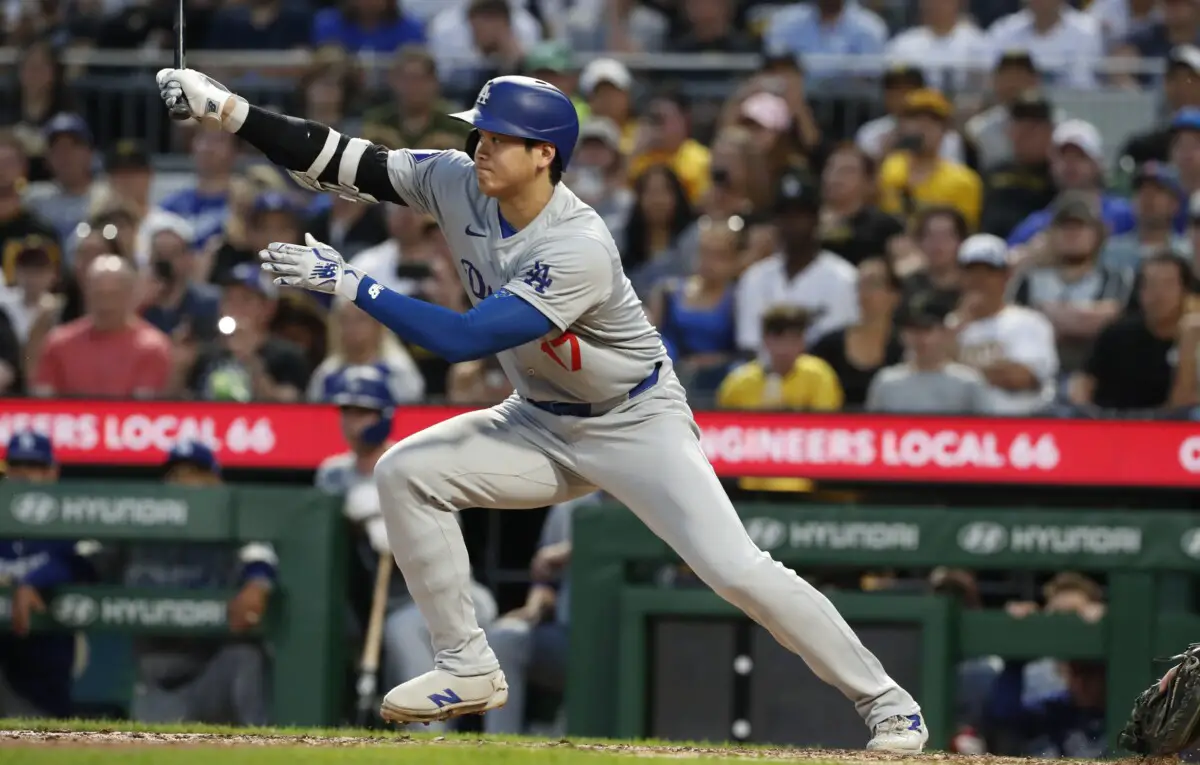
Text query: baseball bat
355 551 393 726
169 0 191 121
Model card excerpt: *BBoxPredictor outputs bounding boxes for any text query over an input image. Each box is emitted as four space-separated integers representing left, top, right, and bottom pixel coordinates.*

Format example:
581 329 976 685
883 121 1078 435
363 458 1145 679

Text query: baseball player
156 69 927 750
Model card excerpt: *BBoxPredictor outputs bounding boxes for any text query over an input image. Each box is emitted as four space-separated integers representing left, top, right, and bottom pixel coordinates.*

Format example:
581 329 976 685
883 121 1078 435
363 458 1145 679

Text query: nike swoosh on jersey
465 225 488 238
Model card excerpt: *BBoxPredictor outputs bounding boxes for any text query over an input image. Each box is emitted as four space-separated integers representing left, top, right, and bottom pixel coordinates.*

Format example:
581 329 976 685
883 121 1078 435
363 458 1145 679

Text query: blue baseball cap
1171 107 1200 134
220 261 278 299
44 112 93 145
252 191 302 218
5 431 54 466
165 439 220 474
1134 161 1184 197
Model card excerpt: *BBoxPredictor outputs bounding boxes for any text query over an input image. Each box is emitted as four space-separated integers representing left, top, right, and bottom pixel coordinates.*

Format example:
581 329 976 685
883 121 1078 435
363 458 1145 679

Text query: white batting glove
260 233 364 301
155 68 244 131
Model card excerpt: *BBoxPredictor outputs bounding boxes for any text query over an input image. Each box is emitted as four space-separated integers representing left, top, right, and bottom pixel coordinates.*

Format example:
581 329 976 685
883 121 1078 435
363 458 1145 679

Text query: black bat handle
169 0 191 121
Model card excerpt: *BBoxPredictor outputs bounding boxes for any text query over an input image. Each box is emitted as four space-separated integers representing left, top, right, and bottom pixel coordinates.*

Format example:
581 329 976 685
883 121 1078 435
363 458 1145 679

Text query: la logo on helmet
477 82 491 106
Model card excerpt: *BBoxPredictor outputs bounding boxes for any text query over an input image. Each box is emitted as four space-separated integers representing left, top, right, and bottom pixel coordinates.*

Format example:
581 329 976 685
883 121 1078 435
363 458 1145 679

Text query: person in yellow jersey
717 304 843 492
579 58 637 154
878 88 983 230
628 88 712 205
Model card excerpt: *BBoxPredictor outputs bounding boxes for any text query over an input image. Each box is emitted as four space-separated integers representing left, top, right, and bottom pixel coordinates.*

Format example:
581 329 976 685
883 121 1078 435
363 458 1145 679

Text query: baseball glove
1118 643 1200 756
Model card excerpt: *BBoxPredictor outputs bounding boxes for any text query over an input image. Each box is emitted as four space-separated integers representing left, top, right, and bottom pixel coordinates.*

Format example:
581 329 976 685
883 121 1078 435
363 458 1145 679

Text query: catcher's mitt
1118 643 1200 756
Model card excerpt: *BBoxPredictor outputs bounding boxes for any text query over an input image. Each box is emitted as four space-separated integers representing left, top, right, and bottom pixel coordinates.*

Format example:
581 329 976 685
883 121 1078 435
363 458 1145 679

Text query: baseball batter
156 69 927 751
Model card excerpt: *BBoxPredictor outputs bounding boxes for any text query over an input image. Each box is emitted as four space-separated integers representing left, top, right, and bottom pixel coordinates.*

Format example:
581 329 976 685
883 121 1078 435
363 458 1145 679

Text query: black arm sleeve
235 105 405 205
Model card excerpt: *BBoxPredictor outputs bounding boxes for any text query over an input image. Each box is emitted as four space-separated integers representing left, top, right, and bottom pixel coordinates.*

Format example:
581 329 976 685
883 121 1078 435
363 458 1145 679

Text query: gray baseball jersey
384 149 665 403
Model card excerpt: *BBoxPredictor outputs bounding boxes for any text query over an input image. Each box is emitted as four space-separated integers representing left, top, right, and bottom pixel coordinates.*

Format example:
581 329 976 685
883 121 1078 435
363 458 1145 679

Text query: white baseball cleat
380 668 509 724
866 713 929 752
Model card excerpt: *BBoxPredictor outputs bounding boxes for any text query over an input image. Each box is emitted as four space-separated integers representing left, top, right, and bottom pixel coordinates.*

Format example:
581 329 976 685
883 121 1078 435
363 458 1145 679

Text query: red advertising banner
0 399 1197 487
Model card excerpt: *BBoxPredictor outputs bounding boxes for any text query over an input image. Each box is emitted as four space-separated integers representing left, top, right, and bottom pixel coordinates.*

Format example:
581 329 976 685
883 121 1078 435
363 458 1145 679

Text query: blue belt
527 363 662 417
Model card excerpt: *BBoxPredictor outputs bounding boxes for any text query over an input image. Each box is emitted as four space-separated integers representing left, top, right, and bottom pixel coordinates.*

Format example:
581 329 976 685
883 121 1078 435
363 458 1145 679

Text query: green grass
0 719 842 765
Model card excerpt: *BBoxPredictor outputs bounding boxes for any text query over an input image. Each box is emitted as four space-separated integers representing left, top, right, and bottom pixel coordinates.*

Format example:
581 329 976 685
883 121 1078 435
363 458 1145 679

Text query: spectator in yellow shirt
628 89 712 205
878 88 983 231
717 305 843 492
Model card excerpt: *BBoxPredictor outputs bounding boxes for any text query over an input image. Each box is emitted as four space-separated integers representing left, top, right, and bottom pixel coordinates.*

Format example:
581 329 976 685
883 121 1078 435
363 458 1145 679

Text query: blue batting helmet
327 365 396 447
450 76 580 170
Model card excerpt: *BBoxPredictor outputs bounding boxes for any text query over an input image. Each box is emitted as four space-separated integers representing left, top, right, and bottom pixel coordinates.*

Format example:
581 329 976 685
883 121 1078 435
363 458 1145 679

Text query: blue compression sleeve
353 276 554 363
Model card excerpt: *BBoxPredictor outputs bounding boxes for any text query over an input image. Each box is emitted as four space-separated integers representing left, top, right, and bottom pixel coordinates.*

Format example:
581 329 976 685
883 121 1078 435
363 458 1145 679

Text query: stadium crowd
1 0 1199 757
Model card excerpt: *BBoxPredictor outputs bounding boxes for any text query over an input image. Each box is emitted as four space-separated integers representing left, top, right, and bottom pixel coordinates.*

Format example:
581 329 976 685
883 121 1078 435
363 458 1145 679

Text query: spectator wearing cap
180 263 310 402
32 255 171 398
579 58 636 154
308 297 425 404
124 439 273 726
810 256 905 408
1115 0 1200 61
363 46 474 150
857 65 968 165
0 131 61 287
1101 163 1190 272
565 119 634 233
818 142 906 266
159 129 239 252
209 191 303 287
761 0 887 89
866 291 988 413
0 235 59 369
965 51 1066 171
1070 253 1197 410
1087 0 1161 50
1008 119 1136 248
1118 46 1200 166
204 0 309 50
349 203 442 297
885 0 989 92
0 430 95 720
878 88 983 230
1009 192 1133 375
24 113 105 257
141 212 221 338
311 0 423 54
522 41 589 120
628 88 712 206
736 169 859 350
719 304 843 492
979 91 1058 238
1169 107 1200 205
985 0 1104 89
904 205 969 308
669 0 757 53
428 0 543 94
952 234 1058 414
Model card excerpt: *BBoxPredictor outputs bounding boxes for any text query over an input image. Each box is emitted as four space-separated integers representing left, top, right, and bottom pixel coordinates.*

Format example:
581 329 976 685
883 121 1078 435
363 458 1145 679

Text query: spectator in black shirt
181 263 312 402
670 0 758 53
1119 45 1200 167
818 142 905 266
979 91 1057 238
1069 253 1192 410
1 38 73 183
810 255 904 408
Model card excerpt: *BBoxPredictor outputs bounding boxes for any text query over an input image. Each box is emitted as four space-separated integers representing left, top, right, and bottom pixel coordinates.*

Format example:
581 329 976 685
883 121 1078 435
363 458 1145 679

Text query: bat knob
169 99 192 121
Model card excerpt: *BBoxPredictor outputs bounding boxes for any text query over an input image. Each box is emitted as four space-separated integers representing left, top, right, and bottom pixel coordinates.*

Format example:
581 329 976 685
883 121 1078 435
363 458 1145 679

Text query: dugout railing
567 503 1200 750
0 481 346 725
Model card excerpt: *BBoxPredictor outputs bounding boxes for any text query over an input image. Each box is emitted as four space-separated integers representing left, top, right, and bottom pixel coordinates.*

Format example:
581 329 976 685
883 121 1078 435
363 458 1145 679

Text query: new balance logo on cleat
522 261 552 294
906 715 923 731
428 689 463 709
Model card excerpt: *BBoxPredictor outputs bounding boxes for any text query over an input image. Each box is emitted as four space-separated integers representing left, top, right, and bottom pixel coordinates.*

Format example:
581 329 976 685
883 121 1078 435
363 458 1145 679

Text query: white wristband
223 96 250 133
